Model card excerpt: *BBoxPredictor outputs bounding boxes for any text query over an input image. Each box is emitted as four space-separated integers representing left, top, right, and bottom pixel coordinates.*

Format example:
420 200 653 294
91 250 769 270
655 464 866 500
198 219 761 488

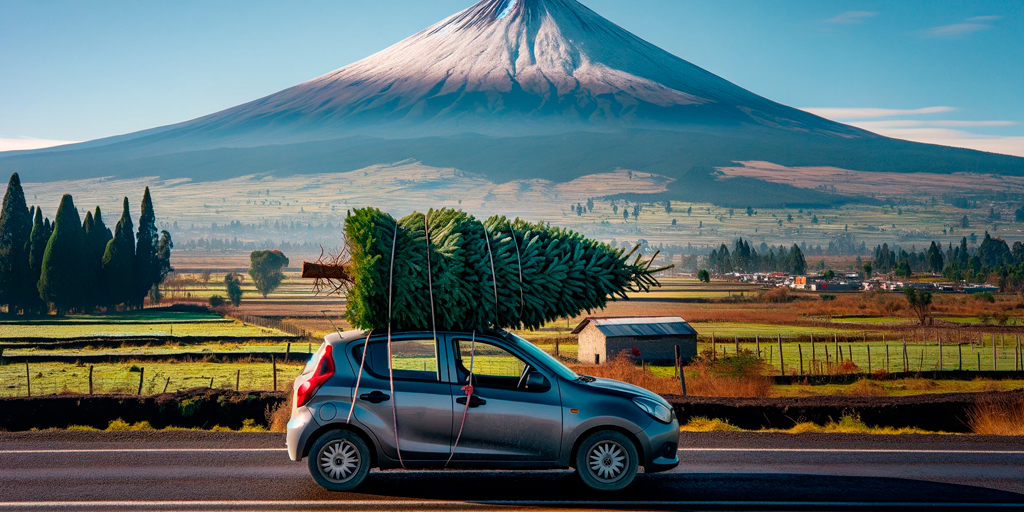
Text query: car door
445 333 562 462
351 333 452 462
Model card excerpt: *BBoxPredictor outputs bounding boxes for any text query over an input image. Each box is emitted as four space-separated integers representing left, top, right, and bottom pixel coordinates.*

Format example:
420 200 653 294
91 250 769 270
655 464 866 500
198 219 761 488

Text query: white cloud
801 106 956 119
925 15 1000 38
0 137 79 152
853 120 1017 130
826 11 878 24
803 107 1023 157
851 125 1024 157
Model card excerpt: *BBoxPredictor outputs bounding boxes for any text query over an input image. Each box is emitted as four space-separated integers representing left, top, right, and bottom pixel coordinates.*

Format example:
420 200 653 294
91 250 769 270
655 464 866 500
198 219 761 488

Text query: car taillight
296 344 335 407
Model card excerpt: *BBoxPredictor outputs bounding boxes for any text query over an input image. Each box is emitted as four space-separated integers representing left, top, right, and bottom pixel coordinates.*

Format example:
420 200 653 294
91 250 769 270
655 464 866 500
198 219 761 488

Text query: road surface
1 431 1023 511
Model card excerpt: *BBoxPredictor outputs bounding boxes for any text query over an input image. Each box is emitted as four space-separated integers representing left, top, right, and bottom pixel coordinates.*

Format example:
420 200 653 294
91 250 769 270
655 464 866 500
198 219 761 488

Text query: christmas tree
304 208 669 331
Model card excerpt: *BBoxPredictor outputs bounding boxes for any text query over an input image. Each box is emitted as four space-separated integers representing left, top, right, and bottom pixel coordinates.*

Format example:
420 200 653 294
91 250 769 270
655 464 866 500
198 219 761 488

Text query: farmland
2 258 1024 406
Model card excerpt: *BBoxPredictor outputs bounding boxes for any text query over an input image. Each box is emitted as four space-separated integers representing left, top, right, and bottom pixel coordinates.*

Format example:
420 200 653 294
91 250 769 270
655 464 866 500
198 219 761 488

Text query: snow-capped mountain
3 0 1022 193
162 0 860 143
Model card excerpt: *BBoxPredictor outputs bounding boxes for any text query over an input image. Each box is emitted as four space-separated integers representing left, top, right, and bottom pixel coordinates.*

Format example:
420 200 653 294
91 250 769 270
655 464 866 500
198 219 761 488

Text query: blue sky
1 0 1022 155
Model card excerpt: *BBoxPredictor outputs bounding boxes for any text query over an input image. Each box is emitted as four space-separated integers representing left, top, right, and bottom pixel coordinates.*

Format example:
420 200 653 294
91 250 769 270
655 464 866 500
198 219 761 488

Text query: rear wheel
308 430 371 491
575 430 639 491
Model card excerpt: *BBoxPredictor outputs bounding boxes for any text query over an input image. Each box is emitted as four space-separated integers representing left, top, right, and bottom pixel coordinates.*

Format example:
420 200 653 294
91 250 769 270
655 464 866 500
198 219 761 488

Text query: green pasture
695 322 858 338
0 360 305 397
684 338 1024 375
772 378 1024 397
0 321 287 340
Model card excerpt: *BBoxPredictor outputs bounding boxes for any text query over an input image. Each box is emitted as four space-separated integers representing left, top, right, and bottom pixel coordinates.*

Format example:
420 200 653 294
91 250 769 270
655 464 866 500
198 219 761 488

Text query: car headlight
632 396 672 423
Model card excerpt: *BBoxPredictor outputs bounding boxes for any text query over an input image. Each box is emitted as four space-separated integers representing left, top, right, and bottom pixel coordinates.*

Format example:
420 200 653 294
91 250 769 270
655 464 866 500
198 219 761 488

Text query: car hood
581 376 670 407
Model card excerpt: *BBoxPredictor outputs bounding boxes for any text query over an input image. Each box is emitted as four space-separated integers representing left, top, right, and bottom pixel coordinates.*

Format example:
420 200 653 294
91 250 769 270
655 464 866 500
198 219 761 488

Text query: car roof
325 328 510 345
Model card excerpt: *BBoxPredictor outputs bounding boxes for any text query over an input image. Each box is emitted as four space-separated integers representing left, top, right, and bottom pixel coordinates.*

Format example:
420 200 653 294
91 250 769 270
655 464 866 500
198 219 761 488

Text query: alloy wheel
319 439 361 483
587 440 628 482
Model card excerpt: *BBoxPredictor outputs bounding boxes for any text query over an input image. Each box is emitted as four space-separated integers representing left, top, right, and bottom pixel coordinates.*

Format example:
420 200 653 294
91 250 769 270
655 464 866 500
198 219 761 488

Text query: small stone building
572 316 698 365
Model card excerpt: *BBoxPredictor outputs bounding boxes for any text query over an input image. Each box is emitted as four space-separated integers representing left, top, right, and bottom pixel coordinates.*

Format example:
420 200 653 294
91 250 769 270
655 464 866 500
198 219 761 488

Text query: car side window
453 338 529 390
355 337 439 382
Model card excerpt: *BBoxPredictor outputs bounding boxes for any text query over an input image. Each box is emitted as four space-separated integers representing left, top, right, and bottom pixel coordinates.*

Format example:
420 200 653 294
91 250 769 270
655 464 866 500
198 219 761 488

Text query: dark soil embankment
0 388 287 431
667 389 1024 433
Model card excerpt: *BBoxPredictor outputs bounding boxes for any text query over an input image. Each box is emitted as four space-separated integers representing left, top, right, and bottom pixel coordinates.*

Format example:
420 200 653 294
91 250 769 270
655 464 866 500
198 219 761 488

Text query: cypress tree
27 207 48 313
134 187 157 307
102 198 135 309
82 207 113 310
38 194 86 314
0 173 34 313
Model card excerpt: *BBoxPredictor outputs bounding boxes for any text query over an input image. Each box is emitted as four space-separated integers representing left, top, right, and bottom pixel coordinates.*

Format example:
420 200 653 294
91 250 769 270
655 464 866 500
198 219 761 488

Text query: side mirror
525 372 550 391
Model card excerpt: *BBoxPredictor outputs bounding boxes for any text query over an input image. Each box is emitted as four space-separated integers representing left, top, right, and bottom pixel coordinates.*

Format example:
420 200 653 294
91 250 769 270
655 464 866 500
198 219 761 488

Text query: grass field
0 310 291 340
0 360 305 397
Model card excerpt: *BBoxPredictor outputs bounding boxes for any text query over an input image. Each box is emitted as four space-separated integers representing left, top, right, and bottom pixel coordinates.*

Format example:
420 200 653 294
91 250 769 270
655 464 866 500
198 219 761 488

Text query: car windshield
503 331 578 381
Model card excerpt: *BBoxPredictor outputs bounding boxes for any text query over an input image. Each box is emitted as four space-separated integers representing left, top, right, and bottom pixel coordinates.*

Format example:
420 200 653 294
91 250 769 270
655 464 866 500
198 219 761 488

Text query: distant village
722 272 999 294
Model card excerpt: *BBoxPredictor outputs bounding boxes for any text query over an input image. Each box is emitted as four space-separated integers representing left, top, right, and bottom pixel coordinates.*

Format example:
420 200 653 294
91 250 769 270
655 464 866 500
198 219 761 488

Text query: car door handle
359 391 390 404
456 396 486 407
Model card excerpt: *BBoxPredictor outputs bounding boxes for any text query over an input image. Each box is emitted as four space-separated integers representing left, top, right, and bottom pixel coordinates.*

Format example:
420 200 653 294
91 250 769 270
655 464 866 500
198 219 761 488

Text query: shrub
973 291 996 303
969 399 1024 435
686 350 773 397
819 294 836 301
761 287 791 303
208 295 226 307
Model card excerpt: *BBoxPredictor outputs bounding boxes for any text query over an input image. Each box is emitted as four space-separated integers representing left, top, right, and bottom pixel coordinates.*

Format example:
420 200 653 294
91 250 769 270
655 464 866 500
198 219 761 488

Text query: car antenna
320 310 345 337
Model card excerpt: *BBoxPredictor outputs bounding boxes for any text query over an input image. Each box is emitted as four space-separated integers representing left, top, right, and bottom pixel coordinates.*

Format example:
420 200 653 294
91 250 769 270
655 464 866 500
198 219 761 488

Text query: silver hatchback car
287 329 679 491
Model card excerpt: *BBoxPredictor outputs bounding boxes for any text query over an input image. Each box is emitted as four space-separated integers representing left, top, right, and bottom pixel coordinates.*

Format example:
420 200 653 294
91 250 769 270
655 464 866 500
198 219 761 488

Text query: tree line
0 173 172 315
705 238 807 275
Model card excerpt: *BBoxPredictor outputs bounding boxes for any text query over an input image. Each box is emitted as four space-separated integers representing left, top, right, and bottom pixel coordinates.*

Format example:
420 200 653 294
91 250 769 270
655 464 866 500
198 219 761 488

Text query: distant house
572 316 698 365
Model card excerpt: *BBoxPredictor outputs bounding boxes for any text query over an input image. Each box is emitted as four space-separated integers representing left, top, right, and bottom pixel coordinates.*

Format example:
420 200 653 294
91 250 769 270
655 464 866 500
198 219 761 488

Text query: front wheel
308 430 371 491
575 430 639 491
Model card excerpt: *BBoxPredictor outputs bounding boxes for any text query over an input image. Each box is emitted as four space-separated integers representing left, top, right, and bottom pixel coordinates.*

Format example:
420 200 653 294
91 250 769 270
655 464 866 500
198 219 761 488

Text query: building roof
571 316 697 337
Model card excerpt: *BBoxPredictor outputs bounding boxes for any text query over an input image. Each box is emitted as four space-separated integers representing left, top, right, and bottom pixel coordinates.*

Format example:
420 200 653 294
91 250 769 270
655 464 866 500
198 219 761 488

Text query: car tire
575 430 639 491
307 429 372 492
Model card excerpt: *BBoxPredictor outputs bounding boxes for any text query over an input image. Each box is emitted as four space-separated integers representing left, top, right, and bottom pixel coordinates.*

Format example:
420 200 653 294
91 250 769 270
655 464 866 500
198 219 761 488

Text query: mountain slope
2 0 1022 192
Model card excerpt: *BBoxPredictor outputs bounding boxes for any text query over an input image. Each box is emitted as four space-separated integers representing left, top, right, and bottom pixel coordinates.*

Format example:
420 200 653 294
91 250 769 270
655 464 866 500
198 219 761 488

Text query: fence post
959 343 963 372
903 339 909 372
209 376 214 389
937 336 942 372
834 334 839 364
25 362 31 397
163 377 171 393
272 355 278 391
824 345 830 373
756 335 760 359
555 337 560 358
137 367 144 395
977 352 982 372
885 345 890 373
810 334 815 375
778 334 784 376
734 336 739 356
712 333 716 361
88 365 94 395
993 334 998 371
236 369 241 391
798 344 804 376
867 346 872 374
285 343 291 362
675 345 686 396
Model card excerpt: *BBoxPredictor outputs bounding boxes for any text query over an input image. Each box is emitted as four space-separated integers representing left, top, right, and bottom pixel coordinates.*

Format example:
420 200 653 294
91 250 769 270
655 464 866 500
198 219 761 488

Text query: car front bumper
641 415 680 474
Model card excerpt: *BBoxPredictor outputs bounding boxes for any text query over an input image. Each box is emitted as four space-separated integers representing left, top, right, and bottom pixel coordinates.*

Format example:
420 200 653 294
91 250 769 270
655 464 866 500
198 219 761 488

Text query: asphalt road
1 431 1023 511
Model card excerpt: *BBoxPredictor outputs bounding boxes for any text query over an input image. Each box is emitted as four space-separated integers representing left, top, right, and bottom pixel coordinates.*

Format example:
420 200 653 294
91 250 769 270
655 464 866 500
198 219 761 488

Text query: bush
973 291 996 303
819 294 836 301
969 399 1024 435
687 350 773 397
208 295 226 307
761 287 791 303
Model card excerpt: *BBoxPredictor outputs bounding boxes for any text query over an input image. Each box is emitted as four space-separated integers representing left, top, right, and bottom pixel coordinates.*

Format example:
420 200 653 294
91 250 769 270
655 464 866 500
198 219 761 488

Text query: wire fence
699 332 1024 376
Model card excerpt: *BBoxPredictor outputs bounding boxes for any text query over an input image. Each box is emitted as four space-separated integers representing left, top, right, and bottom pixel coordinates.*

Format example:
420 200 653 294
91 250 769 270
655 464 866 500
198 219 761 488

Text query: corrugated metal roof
571 316 697 337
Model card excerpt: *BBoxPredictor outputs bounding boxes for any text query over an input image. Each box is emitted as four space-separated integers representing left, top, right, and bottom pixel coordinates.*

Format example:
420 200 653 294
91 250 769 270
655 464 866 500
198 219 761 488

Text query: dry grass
266 382 293 433
680 414 941 435
569 353 681 394
969 399 1024 435
686 351 773 398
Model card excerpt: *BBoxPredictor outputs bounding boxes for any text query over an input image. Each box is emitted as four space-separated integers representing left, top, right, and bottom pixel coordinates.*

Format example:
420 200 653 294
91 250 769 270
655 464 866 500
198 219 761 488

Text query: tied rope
482 223 500 326
345 331 372 424
424 214 438 357
509 228 524 319
385 224 405 469
445 330 475 467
